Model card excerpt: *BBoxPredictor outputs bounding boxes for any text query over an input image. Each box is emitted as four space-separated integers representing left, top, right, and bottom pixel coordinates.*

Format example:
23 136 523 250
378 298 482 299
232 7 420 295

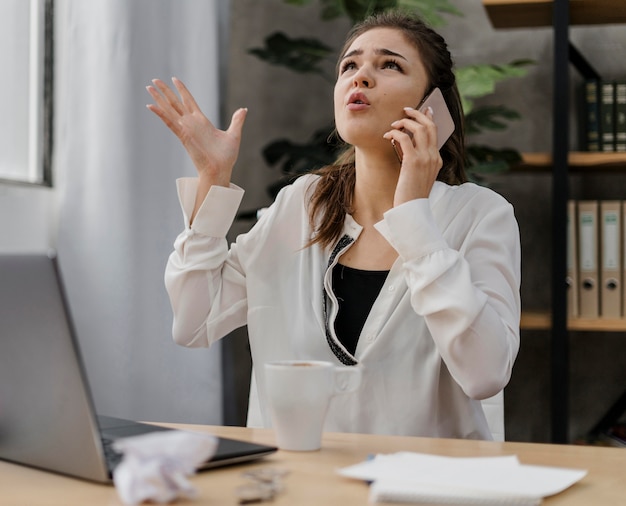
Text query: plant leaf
261 125 341 180
466 144 522 173
282 0 345 20
248 32 333 76
396 0 463 27
342 0 397 23
320 0 346 20
465 105 521 135
456 60 533 113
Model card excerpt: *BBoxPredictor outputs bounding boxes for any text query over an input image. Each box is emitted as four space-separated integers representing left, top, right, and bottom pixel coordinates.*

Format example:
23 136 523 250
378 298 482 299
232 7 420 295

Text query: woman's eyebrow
341 48 408 61
376 48 407 60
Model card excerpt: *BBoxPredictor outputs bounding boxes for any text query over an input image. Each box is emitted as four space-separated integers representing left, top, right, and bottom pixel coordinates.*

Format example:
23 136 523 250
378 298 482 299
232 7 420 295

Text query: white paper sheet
337 452 587 504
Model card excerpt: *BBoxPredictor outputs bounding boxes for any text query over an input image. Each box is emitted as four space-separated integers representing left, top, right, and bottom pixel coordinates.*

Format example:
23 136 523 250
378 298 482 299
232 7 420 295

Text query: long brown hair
307 11 467 250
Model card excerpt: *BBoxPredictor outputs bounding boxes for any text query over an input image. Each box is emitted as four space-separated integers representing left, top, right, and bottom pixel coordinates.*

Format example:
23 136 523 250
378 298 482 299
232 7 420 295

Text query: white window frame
0 0 53 186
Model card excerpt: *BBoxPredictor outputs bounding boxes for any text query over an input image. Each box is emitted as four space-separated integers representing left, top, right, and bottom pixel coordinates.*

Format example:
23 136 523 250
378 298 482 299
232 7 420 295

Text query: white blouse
165 173 521 439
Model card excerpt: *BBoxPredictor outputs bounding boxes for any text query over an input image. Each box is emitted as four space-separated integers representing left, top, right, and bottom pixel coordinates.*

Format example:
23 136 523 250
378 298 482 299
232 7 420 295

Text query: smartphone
392 87 455 161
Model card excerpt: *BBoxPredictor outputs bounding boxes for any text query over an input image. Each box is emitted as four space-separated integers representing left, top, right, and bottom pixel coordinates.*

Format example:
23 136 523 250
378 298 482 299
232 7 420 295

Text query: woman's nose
353 68 372 88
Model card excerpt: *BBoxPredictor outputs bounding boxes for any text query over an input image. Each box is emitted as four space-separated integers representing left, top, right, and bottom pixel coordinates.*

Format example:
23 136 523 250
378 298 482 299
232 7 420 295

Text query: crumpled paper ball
112 429 218 505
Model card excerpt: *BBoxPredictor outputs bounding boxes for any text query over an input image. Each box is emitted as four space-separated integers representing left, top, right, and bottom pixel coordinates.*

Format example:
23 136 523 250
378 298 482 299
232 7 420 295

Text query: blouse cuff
175 177 245 237
374 199 447 259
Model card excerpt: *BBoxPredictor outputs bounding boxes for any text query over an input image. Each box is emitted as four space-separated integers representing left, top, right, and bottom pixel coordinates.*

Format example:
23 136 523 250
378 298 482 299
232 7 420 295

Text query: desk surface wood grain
1 423 625 505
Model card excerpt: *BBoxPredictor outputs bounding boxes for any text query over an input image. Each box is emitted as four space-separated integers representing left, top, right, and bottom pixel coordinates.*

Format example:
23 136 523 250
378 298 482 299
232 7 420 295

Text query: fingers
385 107 440 158
393 107 437 149
150 78 185 116
384 107 442 168
171 77 201 114
146 79 185 136
146 77 210 141
146 77 248 158
145 83 169 113
383 130 410 161
146 101 179 134
146 89 182 138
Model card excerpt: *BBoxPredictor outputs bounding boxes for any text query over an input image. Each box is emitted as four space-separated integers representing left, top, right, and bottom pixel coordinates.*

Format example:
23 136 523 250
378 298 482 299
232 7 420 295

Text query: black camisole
331 263 389 356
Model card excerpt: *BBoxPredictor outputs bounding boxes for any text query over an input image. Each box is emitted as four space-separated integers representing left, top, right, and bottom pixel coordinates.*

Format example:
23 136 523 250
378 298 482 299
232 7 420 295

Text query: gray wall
225 0 626 442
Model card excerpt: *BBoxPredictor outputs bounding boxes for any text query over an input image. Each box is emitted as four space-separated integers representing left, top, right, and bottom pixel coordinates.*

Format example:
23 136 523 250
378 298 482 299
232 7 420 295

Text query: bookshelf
521 311 626 332
483 0 626 443
513 152 626 172
483 0 626 28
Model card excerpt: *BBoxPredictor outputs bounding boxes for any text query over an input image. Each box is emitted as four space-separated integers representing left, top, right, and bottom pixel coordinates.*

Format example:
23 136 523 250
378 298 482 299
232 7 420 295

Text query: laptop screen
0 253 111 481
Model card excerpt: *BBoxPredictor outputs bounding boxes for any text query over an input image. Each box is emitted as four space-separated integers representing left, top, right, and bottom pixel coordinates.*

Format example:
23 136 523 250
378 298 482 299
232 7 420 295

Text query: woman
147 11 521 440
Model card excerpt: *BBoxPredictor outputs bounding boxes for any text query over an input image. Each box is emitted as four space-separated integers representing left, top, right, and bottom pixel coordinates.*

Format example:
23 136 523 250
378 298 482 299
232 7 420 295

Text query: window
0 0 53 185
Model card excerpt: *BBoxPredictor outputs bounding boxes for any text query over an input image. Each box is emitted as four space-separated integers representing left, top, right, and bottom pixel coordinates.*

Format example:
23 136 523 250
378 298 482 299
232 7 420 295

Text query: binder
584 78 601 152
600 82 615 152
623 202 626 318
616 81 626 152
566 200 579 317
578 201 599 318
600 201 622 318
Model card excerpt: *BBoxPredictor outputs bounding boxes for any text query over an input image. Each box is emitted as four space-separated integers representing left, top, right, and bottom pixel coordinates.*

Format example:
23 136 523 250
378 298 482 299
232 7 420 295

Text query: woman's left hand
383 106 443 206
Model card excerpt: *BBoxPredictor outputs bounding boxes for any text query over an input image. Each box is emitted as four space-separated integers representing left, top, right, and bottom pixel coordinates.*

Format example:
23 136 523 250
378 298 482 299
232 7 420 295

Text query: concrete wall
225 0 626 442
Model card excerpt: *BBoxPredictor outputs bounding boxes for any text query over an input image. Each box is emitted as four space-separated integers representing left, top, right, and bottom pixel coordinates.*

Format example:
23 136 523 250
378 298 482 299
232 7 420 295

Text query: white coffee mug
264 360 361 451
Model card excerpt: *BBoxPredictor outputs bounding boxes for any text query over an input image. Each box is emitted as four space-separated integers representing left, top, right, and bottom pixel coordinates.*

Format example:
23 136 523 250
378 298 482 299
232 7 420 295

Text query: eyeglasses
235 468 290 504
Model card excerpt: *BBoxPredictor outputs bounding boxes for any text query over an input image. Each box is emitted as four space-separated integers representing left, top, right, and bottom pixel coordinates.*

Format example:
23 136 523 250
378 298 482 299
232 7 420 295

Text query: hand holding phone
392 87 455 161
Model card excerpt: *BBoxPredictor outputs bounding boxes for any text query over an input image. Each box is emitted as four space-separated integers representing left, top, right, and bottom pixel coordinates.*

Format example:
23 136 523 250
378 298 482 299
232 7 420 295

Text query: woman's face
334 27 429 152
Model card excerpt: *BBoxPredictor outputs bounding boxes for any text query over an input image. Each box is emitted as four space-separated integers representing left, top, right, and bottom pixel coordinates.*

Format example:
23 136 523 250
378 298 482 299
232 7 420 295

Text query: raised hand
146 77 247 189
383 106 442 206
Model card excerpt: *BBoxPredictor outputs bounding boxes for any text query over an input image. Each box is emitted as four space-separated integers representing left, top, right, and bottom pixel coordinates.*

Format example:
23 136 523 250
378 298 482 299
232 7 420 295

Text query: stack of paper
337 453 586 504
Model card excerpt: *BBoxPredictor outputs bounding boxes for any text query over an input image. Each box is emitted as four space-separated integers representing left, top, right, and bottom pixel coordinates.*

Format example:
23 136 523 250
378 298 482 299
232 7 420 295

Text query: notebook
0 253 276 483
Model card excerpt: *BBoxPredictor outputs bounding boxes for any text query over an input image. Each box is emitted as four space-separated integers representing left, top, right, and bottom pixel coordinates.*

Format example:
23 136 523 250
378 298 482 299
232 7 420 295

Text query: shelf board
483 0 626 29
512 152 626 172
521 311 626 331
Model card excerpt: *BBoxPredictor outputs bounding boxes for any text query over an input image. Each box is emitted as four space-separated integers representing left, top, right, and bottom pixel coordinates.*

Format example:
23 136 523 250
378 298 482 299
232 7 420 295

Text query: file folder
600 201 622 318
623 202 626 318
566 200 579 317
578 201 599 318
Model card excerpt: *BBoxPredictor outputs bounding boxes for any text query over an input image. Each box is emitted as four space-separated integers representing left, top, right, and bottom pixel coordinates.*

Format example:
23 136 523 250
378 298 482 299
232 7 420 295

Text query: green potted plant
248 0 532 197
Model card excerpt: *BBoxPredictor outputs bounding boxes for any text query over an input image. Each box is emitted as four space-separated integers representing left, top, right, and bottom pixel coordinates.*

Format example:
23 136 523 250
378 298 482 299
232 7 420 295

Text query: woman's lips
347 92 370 111
347 102 370 111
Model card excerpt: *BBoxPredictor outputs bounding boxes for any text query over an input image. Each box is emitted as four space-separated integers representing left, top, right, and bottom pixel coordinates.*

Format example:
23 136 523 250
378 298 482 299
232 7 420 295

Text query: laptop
0 253 276 483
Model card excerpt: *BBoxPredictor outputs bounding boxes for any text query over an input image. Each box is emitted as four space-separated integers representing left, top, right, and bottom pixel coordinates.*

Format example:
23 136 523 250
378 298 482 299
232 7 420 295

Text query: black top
331 263 389 356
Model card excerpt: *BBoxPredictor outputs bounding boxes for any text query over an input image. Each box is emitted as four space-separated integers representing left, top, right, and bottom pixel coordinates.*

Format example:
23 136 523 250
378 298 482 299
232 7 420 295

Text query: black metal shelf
484 0 626 444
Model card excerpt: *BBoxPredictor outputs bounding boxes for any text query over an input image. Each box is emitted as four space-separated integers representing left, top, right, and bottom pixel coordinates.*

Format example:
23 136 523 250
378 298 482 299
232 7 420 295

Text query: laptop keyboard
101 437 123 472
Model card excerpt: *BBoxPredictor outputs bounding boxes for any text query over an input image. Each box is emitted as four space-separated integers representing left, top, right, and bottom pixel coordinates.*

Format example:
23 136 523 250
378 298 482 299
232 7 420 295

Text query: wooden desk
1 424 625 505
